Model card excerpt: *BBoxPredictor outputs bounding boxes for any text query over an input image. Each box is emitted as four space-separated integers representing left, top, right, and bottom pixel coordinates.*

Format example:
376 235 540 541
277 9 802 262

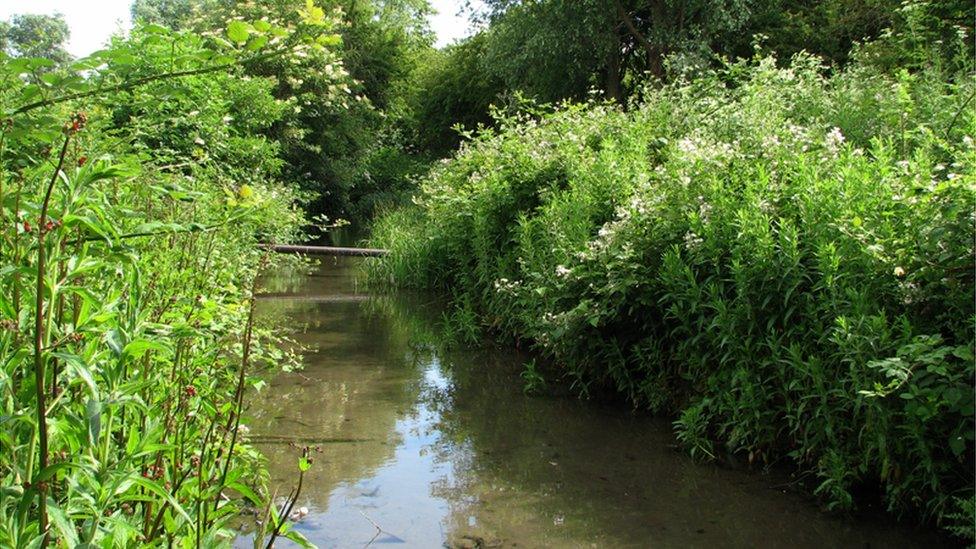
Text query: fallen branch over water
248 435 373 444
254 293 370 303
262 244 389 257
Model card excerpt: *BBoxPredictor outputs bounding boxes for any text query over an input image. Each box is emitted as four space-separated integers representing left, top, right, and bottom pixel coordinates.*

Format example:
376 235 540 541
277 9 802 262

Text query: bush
367 54 975 538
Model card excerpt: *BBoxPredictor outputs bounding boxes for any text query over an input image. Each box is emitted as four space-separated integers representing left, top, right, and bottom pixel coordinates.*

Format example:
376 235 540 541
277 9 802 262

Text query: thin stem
945 87 975 139
265 448 307 549
214 253 267 511
33 131 72 548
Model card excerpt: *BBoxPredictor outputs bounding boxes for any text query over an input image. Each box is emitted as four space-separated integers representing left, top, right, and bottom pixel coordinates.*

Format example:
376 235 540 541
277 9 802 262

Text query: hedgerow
367 54 975 537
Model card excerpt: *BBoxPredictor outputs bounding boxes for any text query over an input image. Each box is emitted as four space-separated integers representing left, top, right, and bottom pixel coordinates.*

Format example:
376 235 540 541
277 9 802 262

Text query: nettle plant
0 3 339 547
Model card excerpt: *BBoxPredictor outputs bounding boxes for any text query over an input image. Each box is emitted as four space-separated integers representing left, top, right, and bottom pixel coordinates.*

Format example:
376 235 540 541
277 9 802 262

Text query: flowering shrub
368 54 975 537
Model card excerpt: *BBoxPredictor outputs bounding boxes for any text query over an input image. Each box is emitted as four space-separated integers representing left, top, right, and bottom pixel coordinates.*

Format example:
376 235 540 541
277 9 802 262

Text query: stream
235 255 946 548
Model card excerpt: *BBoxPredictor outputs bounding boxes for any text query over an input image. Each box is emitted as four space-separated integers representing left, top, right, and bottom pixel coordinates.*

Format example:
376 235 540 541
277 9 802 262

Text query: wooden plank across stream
264 244 389 257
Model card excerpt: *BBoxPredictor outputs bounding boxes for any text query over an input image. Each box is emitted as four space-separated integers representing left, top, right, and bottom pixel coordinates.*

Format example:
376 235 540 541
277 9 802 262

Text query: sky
0 0 479 57
429 0 481 48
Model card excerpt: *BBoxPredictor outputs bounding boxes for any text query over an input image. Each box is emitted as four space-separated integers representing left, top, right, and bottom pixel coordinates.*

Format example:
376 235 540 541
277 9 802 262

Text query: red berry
77 156 87 167
185 386 197 397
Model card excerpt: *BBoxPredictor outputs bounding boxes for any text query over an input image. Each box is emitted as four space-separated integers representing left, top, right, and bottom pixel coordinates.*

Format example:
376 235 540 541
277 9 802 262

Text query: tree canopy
0 13 71 64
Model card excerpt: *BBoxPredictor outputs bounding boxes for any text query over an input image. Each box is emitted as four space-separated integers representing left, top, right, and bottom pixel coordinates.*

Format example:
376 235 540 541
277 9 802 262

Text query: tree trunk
606 30 624 103
614 0 666 81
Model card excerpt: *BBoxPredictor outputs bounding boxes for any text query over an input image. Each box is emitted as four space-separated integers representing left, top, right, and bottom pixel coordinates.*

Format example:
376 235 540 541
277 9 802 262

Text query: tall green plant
0 4 337 545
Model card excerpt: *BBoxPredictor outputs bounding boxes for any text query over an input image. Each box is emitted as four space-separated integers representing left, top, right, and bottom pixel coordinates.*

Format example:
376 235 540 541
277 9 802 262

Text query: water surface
239 257 946 548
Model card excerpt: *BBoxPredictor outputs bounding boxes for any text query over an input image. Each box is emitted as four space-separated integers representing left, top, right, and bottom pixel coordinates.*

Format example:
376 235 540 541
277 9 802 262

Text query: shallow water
237 257 946 548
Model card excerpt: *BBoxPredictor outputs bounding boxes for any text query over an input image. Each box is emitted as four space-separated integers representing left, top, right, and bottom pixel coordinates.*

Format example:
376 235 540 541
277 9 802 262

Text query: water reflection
238 258 946 548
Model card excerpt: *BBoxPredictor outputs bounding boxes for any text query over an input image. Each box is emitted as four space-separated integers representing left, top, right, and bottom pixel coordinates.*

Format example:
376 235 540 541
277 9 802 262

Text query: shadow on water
236 257 949 549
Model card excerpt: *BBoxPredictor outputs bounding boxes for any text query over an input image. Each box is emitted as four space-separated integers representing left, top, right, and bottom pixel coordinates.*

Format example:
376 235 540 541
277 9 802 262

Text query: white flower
698 197 712 223
684 231 704 251
555 265 571 278
825 127 845 155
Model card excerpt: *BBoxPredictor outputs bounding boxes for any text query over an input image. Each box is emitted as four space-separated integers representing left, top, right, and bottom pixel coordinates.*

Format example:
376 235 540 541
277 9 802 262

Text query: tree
0 13 71 63
474 0 751 103
130 0 435 219
401 34 504 154
130 0 205 28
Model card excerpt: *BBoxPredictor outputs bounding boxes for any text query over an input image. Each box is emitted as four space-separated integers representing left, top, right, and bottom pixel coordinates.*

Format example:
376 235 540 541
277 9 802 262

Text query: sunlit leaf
227 21 250 44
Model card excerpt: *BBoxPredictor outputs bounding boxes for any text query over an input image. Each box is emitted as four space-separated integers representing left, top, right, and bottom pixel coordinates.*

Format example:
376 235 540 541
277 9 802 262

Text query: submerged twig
360 510 402 548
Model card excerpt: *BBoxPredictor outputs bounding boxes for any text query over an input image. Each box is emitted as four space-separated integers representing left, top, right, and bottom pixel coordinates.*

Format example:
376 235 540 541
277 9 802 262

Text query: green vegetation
399 0 973 156
0 5 340 546
2 0 973 545
129 0 435 222
367 40 975 543
0 14 71 65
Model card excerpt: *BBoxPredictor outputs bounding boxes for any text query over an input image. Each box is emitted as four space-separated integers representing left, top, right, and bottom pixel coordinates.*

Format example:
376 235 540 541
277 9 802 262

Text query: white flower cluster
493 277 522 295
825 127 846 155
627 195 650 216
898 280 921 305
676 135 736 165
684 231 704 251
785 123 811 152
697 195 713 224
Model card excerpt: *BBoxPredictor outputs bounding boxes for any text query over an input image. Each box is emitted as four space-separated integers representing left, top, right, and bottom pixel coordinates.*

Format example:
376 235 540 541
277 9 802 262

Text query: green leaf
143 23 170 35
35 461 79 482
86 400 102 446
949 435 966 457
52 352 100 399
283 529 316 548
122 339 171 361
47 502 80 547
130 475 193 524
316 34 342 47
952 345 973 362
302 0 326 25
227 481 262 506
63 214 114 245
245 35 269 52
105 330 124 357
227 21 250 44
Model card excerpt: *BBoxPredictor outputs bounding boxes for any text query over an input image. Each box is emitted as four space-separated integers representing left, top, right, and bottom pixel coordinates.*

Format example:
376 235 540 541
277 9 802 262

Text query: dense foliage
2 0 973 545
130 0 435 221
402 0 974 161
0 6 337 546
0 14 71 65
367 51 975 537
